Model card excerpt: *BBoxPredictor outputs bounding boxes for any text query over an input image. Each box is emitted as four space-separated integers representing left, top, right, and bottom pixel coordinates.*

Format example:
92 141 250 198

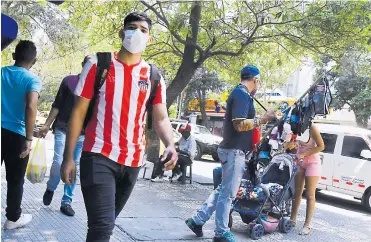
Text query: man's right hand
61 159 76 186
260 110 276 124
20 140 32 158
161 145 178 171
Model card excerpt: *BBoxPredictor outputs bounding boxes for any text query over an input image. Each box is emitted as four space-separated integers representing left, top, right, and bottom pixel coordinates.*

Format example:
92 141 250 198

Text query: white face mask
122 29 149 54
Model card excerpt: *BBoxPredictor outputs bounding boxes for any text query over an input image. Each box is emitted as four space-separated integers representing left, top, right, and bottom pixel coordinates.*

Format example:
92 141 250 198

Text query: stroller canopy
260 153 295 186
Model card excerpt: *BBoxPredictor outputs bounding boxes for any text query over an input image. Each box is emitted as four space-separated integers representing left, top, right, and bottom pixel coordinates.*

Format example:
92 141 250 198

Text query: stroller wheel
279 217 292 233
228 212 233 228
250 224 264 240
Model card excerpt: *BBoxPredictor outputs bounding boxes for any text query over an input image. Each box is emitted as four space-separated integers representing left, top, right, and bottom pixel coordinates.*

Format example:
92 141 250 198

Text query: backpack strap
238 84 267 111
146 64 161 130
83 52 111 129
94 52 112 91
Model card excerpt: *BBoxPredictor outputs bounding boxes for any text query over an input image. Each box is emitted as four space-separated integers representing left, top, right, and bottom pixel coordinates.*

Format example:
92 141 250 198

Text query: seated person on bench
152 123 196 182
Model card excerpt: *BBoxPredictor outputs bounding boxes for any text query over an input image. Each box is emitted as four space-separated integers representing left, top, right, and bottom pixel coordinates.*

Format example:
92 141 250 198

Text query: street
2 134 371 241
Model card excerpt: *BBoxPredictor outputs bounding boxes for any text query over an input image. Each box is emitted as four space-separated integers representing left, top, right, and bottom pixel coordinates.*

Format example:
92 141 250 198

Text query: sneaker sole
60 210 75 217
4 219 32 230
60 207 75 217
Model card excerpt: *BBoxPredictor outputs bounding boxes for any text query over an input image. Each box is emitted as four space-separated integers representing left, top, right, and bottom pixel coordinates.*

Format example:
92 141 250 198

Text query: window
171 123 179 130
193 125 211 134
341 136 370 159
320 133 337 154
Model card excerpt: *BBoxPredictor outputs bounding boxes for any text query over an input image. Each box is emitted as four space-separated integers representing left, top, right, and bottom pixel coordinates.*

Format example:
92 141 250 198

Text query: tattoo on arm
233 119 255 132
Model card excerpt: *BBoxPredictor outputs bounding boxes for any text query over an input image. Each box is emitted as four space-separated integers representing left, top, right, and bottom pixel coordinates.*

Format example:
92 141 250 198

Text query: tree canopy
2 0 370 161
62 0 371 108
321 49 371 128
184 68 227 128
3 0 370 110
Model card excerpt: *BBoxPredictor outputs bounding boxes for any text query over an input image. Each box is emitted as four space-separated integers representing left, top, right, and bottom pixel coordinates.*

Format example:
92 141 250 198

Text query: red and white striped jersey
74 52 166 167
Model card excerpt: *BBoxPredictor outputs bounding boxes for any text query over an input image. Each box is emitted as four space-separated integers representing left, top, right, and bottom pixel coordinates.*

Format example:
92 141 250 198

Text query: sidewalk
2 163 371 242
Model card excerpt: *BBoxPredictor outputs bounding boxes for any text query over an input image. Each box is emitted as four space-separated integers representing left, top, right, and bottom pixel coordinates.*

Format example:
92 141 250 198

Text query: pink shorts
296 155 321 177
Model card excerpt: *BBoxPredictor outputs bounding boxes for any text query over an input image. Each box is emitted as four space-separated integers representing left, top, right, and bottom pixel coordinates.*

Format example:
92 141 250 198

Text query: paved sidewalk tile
2 166 371 241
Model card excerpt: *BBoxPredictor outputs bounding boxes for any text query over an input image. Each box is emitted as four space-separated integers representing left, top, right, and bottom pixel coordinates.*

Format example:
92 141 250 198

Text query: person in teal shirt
1 40 41 230
2 45 41 136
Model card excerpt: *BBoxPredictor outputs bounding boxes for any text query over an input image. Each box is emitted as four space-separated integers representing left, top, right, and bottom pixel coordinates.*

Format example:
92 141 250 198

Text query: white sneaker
151 176 164 182
163 176 170 181
4 214 32 230
172 173 183 181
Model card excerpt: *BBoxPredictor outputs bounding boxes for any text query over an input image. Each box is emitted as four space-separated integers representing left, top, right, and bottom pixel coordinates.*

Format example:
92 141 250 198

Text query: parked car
314 124 371 212
171 121 223 161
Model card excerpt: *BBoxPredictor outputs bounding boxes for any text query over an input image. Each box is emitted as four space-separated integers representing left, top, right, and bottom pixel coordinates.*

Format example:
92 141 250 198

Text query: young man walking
37 56 90 216
1 40 41 230
186 65 276 242
61 12 177 241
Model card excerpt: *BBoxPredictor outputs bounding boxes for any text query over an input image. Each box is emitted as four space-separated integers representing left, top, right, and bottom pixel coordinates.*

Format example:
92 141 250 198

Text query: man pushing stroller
186 65 275 242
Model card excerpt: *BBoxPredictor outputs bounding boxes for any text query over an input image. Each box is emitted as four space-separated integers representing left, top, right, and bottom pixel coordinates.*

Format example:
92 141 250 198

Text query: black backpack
297 77 332 136
290 104 302 135
311 77 332 116
83 52 161 130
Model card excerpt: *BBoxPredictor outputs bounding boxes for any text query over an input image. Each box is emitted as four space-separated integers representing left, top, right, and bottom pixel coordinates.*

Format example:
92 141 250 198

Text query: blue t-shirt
219 85 256 151
1 66 42 137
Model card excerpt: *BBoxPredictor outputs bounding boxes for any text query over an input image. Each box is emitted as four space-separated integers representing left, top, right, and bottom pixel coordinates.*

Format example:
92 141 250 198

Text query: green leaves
275 11 283 19
323 48 371 127
5 0 370 110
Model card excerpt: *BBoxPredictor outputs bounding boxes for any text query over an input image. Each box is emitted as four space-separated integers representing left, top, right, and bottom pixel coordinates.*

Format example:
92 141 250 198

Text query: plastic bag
26 138 47 184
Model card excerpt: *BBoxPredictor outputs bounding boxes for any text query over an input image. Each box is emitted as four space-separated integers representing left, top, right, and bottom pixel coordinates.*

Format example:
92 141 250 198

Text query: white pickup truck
315 124 371 212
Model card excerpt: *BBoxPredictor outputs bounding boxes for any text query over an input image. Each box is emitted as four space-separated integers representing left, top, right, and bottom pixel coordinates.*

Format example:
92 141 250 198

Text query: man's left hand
161 145 178 171
260 110 276 124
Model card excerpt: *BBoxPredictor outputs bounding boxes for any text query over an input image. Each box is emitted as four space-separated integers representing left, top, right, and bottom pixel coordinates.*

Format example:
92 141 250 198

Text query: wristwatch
253 117 261 128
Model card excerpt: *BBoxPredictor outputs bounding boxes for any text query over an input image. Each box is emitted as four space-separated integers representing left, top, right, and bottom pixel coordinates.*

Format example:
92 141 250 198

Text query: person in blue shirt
186 65 275 242
1 40 41 230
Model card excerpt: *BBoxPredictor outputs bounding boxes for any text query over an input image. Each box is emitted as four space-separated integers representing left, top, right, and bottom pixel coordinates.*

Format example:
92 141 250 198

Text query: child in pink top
285 124 324 235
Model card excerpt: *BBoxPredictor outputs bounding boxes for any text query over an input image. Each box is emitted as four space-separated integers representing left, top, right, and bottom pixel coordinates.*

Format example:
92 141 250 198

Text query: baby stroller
228 152 297 240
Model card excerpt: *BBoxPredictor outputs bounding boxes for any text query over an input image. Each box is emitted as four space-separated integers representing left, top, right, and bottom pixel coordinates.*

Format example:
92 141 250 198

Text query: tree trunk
145 126 161 178
166 2 202 109
166 64 199 109
177 91 184 119
354 111 368 128
182 88 190 115
145 2 202 174
198 89 209 128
